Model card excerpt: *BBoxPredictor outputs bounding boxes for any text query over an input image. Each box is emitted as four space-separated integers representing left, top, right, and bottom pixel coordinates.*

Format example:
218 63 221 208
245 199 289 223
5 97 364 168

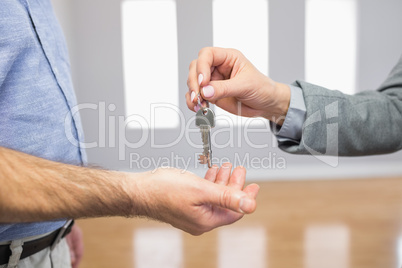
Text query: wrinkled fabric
0 0 86 241
280 54 402 156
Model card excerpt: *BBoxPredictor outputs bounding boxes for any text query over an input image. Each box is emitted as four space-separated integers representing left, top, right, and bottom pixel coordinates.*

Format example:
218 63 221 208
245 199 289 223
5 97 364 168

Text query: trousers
0 238 71 268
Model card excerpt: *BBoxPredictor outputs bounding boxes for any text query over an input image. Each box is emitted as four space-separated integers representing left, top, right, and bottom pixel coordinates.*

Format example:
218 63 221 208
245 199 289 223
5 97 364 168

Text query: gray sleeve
278 54 402 156
270 85 306 143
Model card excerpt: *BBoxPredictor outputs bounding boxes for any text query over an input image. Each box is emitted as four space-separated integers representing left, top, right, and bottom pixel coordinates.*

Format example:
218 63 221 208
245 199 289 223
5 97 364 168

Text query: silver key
195 106 215 168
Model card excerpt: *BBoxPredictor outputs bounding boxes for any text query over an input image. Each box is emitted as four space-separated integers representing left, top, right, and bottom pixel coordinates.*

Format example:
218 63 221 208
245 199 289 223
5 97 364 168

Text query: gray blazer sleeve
279 54 402 156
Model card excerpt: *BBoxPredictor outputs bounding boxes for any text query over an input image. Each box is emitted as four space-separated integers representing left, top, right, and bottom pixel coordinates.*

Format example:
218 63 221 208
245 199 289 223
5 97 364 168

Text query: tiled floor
78 177 402 268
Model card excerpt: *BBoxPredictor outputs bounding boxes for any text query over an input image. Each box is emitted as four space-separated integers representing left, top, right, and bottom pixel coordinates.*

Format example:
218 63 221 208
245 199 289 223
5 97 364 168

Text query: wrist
264 82 290 125
128 167 200 223
120 170 152 218
122 168 182 220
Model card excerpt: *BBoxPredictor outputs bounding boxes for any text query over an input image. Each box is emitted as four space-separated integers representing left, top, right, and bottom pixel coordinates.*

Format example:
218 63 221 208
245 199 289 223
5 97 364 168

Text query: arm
0 146 259 235
281 76 402 156
186 47 402 156
281 54 402 156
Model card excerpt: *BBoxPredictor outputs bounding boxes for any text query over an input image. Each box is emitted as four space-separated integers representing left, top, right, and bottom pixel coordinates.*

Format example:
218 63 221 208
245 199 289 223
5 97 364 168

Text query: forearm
281 82 402 156
0 146 141 222
0 146 259 235
278 54 402 156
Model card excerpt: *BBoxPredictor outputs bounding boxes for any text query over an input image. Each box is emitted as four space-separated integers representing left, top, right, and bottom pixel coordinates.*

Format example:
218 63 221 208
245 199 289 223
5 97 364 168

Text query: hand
186 47 291 124
65 224 84 268
132 164 259 235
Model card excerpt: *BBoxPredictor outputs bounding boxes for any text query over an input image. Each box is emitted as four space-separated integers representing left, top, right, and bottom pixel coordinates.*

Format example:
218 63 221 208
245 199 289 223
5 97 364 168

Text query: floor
77 176 402 268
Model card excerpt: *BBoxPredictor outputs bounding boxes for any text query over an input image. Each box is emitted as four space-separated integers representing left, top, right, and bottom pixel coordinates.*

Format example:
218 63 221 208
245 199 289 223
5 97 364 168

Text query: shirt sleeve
270 84 306 144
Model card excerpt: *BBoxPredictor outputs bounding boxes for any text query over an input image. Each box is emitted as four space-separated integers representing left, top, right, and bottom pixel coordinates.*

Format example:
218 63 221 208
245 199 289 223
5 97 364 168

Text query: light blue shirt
0 0 86 241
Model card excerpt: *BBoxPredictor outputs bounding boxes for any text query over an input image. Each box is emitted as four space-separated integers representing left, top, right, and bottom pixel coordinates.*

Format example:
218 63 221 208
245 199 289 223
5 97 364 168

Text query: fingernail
222 162 232 168
190 91 196 102
198 73 204 85
194 105 200 112
239 197 253 214
202 85 214 98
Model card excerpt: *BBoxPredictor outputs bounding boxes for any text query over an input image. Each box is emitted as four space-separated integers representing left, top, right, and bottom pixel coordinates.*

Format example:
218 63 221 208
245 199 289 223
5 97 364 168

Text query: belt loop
50 219 73 252
7 239 24 268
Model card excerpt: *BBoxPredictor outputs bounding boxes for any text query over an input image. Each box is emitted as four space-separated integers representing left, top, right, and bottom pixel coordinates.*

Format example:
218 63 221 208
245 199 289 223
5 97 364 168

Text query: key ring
197 93 209 112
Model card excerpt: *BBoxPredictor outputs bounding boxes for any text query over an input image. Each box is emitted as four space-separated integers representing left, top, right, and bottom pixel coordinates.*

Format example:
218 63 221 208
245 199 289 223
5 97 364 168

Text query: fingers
206 184 245 214
215 162 232 185
201 76 250 105
197 48 250 102
67 240 76 266
187 47 245 109
243 183 260 200
202 163 258 215
186 59 199 112
204 165 219 182
187 58 208 111
66 225 84 268
185 91 197 112
227 166 246 190
205 164 246 190
238 184 260 214
197 47 238 87
221 166 256 214
206 183 257 215
187 59 199 95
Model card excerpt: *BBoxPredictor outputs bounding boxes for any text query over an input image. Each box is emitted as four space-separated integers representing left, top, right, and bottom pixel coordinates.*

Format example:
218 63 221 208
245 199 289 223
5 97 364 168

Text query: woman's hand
186 47 290 124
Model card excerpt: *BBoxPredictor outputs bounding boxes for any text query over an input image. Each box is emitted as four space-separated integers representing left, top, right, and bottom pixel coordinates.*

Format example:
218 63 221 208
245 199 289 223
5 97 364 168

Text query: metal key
195 105 215 168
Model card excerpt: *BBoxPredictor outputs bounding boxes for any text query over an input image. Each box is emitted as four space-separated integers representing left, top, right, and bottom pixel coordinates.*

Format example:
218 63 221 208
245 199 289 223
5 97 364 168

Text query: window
121 0 179 129
212 0 269 126
306 0 357 94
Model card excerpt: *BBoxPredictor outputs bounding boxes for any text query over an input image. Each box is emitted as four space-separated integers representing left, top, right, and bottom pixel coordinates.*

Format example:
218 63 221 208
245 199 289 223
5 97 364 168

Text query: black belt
0 220 74 265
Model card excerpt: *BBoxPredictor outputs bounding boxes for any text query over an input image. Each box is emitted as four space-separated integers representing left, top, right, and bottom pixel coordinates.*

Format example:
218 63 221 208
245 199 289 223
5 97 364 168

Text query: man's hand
131 163 259 235
0 147 257 236
65 224 84 268
186 47 291 125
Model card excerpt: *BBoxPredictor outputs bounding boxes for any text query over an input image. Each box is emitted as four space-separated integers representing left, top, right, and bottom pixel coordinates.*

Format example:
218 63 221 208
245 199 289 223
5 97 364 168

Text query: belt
0 220 74 265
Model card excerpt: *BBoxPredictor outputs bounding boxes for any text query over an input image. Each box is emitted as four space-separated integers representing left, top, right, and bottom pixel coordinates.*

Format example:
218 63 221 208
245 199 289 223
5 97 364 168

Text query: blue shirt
0 0 86 241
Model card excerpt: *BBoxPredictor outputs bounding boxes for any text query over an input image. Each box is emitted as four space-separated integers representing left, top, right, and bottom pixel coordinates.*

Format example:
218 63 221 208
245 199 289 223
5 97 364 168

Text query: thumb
207 184 257 214
201 78 245 102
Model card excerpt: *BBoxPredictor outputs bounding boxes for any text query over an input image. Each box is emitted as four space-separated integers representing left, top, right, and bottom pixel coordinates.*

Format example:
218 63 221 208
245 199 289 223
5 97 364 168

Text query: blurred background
50 0 402 267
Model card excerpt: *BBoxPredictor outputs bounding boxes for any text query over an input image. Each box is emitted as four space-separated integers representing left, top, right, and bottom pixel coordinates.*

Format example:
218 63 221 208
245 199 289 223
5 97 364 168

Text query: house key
195 98 215 168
